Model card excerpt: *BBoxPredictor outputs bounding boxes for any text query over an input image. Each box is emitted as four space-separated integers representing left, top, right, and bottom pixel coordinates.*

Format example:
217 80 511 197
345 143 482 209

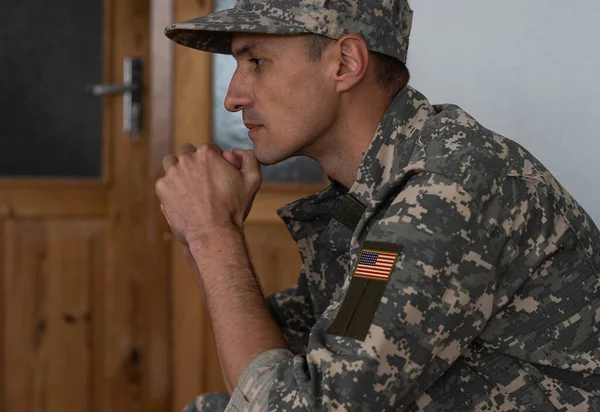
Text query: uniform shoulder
413 104 517 204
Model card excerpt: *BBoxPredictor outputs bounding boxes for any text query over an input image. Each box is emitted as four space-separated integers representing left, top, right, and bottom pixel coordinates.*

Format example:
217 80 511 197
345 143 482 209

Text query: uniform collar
347 85 435 210
276 183 346 242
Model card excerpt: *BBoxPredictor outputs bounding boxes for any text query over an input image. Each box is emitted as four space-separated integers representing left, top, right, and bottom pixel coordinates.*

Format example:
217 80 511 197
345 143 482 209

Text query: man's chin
253 148 292 167
255 156 283 167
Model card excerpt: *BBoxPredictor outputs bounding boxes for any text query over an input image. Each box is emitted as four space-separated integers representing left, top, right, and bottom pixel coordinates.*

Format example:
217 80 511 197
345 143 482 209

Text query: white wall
407 1 600 223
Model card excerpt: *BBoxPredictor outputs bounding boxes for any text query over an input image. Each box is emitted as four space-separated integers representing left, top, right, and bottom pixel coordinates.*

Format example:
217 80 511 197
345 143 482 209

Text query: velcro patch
327 241 400 341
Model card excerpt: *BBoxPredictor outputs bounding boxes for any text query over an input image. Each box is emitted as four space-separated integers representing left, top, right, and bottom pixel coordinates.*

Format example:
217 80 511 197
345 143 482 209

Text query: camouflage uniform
169 1 600 411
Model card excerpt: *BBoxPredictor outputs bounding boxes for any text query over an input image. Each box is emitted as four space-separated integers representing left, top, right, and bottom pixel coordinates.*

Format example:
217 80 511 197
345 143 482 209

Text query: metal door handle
85 57 143 137
86 83 135 96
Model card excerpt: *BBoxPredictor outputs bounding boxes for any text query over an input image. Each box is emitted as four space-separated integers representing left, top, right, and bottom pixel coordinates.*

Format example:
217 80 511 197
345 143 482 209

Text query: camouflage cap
164 0 413 63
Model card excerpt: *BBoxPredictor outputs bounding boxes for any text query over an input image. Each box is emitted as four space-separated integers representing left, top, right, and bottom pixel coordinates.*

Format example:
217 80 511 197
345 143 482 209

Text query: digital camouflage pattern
183 393 230 412
185 85 600 411
164 0 413 63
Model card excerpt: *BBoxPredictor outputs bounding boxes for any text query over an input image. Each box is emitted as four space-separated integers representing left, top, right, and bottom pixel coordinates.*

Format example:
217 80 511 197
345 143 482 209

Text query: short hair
304 34 410 96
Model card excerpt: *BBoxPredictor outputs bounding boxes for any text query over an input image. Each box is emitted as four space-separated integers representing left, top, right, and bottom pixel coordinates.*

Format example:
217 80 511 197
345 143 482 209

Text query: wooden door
170 0 327 410
0 0 173 411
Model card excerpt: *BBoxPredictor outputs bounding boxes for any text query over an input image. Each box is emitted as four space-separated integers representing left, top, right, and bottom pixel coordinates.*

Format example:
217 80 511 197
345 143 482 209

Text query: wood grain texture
246 223 303 296
0 0 175 411
146 0 175 411
172 241 205 410
171 0 214 409
0 184 108 218
0 219 3 412
101 0 114 184
101 0 170 410
3 220 105 412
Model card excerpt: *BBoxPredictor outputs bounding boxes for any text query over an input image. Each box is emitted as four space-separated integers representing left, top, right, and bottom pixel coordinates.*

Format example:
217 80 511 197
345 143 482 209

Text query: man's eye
250 58 264 67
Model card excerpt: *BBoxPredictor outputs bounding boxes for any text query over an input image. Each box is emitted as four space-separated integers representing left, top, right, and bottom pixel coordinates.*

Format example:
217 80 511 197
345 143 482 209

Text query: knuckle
155 178 164 194
177 153 190 164
165 164 178 175
205 143 222 154
179 144 196 157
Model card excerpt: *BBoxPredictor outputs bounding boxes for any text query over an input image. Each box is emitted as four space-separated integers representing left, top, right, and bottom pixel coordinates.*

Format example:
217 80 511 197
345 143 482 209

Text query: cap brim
165 8 311 54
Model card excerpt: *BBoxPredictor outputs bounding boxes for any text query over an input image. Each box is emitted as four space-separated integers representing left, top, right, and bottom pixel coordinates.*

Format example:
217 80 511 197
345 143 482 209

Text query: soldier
156 0 600 410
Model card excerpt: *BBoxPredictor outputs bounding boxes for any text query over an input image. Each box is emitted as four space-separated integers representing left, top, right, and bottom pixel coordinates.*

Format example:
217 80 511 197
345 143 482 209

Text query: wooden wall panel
171 0 214 409
0 219 4 412
247 222 303 296
101 0 173 409
2 219 105 412
0 183 107 218
148 0 175 410
171 240 204 411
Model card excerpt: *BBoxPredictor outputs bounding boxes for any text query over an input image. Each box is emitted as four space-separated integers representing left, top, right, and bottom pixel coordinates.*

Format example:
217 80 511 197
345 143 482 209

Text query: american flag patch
353 249 398 281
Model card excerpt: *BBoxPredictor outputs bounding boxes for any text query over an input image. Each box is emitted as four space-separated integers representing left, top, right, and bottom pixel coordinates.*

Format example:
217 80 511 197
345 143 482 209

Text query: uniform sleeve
265 270 316 354
228 172 498 411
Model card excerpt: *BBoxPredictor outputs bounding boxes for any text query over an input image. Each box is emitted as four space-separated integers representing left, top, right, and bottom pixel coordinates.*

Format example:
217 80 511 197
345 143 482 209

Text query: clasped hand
155 143 262 247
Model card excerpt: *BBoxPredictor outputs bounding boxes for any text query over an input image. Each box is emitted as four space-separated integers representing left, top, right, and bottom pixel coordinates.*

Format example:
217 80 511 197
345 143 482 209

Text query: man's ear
332 35 370 93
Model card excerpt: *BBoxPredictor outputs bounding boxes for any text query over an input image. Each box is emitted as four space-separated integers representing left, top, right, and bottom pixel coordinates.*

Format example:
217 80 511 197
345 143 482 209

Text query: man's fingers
179 143 197 156
222 150 243 169
231 149 261 221
233 149 260 174
232 149 262 187
162 154 178 172
205 143 224 155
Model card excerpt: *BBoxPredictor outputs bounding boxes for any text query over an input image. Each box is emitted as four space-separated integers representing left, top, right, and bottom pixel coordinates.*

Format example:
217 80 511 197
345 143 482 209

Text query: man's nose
224 71 252 113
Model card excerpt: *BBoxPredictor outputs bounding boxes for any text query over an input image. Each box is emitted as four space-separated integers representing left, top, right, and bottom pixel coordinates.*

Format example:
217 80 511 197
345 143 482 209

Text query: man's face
225 33 338 165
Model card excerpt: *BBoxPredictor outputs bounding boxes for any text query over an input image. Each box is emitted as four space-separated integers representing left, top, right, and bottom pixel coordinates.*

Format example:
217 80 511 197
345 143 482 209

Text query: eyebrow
232 41 258 58
231 40 271 59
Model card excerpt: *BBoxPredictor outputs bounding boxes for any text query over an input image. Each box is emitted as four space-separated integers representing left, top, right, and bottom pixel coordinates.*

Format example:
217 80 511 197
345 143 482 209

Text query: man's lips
244 123 262 131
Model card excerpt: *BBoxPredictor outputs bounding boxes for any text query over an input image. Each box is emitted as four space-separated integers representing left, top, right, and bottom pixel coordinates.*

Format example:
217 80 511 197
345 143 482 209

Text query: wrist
187 224 255 291
187 224 246 259
186 222 243 249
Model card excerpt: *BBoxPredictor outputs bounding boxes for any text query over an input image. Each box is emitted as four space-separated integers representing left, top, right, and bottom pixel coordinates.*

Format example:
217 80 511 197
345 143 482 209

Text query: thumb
232 149 262 221
232 148 262 190
222 150 242 169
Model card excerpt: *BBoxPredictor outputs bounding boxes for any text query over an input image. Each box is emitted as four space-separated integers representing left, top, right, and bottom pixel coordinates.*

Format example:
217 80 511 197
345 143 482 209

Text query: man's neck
312 92 393 190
